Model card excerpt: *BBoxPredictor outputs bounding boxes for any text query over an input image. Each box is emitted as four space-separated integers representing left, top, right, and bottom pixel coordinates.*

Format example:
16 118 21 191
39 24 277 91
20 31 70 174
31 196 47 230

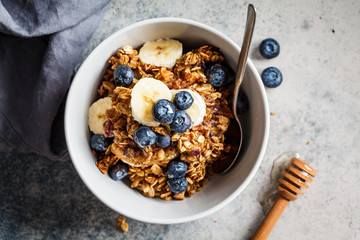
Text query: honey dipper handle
252 196 289 240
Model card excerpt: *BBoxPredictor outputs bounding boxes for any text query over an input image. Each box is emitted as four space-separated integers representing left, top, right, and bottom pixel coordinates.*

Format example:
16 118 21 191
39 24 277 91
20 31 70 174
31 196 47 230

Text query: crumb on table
270 112 277 115
117 217 129 233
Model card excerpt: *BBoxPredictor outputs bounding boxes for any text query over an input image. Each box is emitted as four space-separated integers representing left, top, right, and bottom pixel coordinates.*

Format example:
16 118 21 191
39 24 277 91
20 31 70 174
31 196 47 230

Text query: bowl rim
65 17 269 224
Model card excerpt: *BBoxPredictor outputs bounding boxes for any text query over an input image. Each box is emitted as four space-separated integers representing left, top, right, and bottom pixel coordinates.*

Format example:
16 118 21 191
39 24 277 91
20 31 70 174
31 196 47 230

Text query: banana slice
139 38 183 68
171 89 206 126
131 77 172 126
88 97 112 134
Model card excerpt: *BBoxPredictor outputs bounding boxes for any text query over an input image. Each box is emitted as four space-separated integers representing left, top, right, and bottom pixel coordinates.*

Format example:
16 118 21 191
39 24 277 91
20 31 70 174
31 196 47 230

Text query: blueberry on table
259 38 280 59
173 91 194 110
165 159 188 179
133 126 157 148
170 110 192 133
261 67 283 88
108 161 129 181
237 93 249 114
156 134 171 148
113 65 135 87
152 99 176 124
205 64 234 87
167 177 188 193
90 134 111 152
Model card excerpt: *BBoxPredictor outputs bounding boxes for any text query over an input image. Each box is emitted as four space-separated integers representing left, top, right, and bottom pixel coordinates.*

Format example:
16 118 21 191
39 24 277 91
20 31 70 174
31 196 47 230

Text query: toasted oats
171 133 181 141
145 176 156 184
152 126 171 136
98 80 116 97
198 135 205 143
150 164 164 176
117 217 129 233
160 192 172 199
186 177 194 185
123 45 137 55
173 192 185 200
94 149 119 174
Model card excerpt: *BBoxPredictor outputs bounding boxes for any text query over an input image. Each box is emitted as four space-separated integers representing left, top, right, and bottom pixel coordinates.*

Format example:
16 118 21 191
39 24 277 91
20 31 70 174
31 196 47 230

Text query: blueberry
113 65 134 87
237 93 249 114
170 110 192 133
133 126 157 148
261 67 283 88
167 177 188 193
90 134 112 152
173 91 193 110
205 64 233 87
259 38 280 59
108 161 129 181
152 99 176 124
165 159 188 179
156 134 171 148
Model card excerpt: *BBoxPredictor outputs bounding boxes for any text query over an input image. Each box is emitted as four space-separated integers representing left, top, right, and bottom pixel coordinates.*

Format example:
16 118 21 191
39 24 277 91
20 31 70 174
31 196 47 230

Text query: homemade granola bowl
65 18 269 224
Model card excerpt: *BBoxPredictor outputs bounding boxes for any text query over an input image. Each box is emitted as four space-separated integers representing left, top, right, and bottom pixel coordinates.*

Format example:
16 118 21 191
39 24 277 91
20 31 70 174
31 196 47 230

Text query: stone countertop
1 0 360 239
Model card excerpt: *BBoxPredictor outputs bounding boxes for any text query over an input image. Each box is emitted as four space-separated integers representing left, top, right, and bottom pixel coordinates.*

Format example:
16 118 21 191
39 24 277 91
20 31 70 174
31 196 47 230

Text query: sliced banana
139 38 183 68
171 89 206 126
131 77 172 126
88 97 112 134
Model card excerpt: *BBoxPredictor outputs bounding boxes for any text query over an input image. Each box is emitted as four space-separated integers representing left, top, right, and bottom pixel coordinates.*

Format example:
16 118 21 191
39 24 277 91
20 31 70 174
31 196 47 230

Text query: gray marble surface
1 0 360 239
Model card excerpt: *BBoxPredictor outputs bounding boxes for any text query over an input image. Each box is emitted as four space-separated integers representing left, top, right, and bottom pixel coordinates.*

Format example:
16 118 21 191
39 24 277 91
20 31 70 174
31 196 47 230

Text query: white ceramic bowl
65 18 269 224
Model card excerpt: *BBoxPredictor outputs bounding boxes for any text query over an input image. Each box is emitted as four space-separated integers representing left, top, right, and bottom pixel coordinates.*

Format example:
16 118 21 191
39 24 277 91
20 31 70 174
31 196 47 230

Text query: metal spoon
212 4 256 174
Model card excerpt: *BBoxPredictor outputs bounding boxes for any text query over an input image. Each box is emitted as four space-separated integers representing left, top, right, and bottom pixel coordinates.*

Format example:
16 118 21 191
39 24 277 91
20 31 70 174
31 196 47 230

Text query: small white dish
65 18 269 224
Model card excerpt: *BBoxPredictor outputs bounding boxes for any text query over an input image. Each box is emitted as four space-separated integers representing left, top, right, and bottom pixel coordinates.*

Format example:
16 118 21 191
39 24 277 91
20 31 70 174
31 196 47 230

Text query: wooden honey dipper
252 158 316 240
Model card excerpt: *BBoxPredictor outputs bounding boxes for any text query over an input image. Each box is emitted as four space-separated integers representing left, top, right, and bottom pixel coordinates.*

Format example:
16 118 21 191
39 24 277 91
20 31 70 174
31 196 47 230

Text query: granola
92 42 233 200
117 217 129 233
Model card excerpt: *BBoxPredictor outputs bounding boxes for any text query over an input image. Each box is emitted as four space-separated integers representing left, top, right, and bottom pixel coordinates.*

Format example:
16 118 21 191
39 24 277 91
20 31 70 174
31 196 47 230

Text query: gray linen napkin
0 0 111 161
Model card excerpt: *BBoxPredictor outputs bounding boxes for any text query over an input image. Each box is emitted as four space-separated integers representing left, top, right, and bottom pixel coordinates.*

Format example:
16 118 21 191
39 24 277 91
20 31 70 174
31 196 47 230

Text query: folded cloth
0 0 111 161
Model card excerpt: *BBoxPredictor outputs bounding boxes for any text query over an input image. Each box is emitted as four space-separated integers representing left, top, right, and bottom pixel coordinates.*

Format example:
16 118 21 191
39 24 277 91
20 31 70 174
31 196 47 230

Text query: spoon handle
232 4 256 116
